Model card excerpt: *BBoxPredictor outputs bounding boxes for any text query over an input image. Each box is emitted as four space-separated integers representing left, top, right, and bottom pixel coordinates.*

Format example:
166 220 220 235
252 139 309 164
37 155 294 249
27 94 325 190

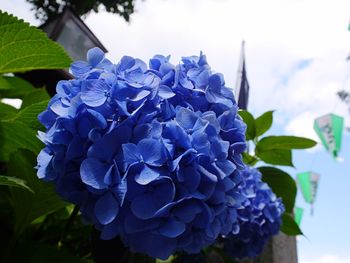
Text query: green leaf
256 136 317 151
258 149 293 167
12 100 49 129
0 102 17 118
238 110 256 140
255 111 273 137
0 11 72 74
242 152 259 166
280 213 303 236
156 255 176 263
0 121 42 161
21 88 50 108
7 149 67 237
0 76 35 98
0 99 48 160
258 166 297 213
0 175 33 193
12 242 88 263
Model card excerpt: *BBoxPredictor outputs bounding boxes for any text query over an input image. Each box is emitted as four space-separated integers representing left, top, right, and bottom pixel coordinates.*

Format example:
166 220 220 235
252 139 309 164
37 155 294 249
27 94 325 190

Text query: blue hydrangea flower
223 166 285 259
37 47 251 259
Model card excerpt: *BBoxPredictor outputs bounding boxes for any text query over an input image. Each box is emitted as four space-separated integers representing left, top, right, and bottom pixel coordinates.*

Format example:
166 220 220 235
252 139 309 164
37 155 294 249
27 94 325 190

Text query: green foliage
242 152 259 166
21 89 50 108
0 84 49 160
258 148 293 167
7 150 67 238
280 214 303 236
255 110 273 137
239 110 316 236
255 136 316 167
0 175 33 193
11 100 49 129
238 110 256 140
0 102 17 118
12 243 89 263
0 76 36 98
0 11 72 74
256 136 317 151
258 166 297 213
0 121 43 161
0 11 87 263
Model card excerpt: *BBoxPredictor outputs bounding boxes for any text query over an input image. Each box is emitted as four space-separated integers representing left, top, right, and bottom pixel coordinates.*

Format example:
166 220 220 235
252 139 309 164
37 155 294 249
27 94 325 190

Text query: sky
1 0 350 262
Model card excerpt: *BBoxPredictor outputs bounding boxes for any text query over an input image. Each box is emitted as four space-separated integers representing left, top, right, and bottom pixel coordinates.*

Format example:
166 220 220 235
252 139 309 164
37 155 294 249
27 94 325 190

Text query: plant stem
61 205 79 243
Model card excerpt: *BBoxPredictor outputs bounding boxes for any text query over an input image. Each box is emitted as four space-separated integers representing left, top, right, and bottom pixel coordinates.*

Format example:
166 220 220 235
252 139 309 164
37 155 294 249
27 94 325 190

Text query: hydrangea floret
37 47 281 259
224 167 285 259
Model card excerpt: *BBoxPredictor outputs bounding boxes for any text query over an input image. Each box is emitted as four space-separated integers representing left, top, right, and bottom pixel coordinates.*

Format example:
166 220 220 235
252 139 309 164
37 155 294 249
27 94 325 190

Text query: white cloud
1 99 22 109
2 0 350 143
83 0 350 141
300 255 350 263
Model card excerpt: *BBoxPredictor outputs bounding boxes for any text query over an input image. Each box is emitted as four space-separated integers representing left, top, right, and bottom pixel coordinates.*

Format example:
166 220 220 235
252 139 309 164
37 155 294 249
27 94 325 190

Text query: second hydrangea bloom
37 48 281 259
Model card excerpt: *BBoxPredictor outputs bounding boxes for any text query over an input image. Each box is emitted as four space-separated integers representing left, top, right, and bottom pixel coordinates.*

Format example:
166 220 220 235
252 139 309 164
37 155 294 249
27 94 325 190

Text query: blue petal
114 178 127 205
128 233 176 260
152 177 175 204
66 136 85 160
94 192 119 225
211 140 230 160
80 158 109 189
100 220 120 240
194 70 209 88
205 219 221 239
179 165 201 192
208 73 224 93
50 100 70 116
36 148 53 180
124 212 160 234
173 200 202 223
118 56 135 71
103 164 121 186
216 160 236 176
159 219 186 238
137 138 165 166
131 193 158 219
158 85 176 99
86 109 107 129
176 107 197 131
179 75 194 90
100 72 117 86
134 165 160 185
81 80 108 107
87 47 105 67
129 89 150 101
163 121 191 149
192 204 212 228
217 108 238 131
197 165 218 183
88 125 131 161
169 148 196 172
122 143 141 166
70 61 91 77
125 68 145 84
191 131 210 155
159 62 174 75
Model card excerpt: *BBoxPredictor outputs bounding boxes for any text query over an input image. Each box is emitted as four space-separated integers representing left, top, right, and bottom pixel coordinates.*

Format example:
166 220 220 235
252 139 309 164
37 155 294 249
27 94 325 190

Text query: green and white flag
294 207 304 226
297 172 320 214
314 113 344 158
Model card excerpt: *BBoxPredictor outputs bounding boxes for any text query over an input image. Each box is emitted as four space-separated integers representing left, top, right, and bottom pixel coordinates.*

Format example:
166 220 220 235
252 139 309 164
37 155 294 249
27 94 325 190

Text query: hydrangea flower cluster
36 47 281 260
223 167 285 259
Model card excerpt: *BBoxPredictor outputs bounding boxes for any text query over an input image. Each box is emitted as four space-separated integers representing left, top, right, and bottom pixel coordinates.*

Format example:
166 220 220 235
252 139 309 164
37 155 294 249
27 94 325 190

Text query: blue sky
1 0 350 262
